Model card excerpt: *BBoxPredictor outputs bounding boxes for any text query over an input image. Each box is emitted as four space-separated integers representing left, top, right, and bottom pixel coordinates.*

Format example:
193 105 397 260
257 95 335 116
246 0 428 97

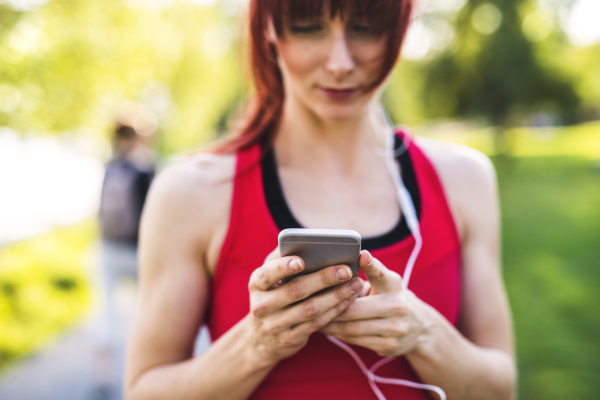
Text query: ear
265 17 278 45
265 17 279 59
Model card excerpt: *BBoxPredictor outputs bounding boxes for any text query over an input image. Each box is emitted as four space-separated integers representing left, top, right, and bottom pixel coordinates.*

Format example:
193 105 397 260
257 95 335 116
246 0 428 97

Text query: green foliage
0 0 244 154
384 60 430 127
557 44 600 120
398 0 583 126
0 220 96 373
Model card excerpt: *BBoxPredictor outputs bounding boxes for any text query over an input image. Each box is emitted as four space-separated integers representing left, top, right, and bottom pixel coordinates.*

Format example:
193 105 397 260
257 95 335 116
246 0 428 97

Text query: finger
265 265 356 310
320 319 402 337
359 250 402 293
264 247 280 263
290 294 356 338
331 294 404 321
357 280 371 298
272 277 364 328
249 256 304 291
263 248 282 289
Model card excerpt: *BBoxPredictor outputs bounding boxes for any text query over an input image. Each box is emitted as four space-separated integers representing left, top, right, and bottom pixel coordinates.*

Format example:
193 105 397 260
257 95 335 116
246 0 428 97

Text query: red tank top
207 130 461 399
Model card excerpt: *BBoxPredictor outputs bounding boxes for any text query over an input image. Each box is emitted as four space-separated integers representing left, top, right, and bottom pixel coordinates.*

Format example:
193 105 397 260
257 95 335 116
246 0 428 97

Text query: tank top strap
395 129 461 317
401 129 461 261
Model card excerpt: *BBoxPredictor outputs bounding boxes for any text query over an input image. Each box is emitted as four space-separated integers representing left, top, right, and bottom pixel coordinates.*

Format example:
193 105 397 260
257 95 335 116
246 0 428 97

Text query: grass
496 155 600 399
0 219 96 374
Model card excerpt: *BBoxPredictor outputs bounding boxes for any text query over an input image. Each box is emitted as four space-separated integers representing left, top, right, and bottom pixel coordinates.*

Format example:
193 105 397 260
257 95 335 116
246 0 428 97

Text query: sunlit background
0 0 599 399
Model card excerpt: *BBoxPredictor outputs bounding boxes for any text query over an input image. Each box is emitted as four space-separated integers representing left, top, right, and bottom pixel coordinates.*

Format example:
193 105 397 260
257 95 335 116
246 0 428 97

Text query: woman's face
269 13 388 122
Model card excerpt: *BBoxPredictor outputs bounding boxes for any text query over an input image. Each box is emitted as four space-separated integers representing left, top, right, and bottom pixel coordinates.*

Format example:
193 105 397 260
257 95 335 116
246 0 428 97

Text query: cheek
277 42 322 82
351 38 388 74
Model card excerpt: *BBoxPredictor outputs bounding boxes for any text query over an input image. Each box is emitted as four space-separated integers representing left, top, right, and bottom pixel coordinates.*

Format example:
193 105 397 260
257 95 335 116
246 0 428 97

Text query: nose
325 29 355 80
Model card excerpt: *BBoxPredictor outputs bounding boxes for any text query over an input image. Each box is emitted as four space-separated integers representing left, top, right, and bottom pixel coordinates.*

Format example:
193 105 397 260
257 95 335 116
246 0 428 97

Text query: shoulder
148 152 236 214
413 136 498 241
141 151 237 253
413 136 495 182
150 151 237 203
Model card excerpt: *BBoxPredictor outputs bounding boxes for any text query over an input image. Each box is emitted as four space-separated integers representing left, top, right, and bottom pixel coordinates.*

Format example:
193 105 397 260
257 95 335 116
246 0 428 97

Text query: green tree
0 0 244 155
420 0 580 150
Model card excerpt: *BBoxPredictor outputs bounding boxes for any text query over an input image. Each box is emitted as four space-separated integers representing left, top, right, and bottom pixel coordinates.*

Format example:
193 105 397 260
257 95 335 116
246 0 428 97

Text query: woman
124 0 516 399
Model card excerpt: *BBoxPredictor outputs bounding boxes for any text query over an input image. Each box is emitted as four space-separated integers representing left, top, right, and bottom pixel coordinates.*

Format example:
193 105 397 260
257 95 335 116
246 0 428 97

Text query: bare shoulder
150 151 236 209
414 136 496 182
141 151 237 272
146 152 236 222
413 136 498 240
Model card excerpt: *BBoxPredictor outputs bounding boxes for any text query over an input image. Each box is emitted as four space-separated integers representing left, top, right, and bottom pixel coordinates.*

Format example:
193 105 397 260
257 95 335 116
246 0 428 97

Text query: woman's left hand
320 250 434 357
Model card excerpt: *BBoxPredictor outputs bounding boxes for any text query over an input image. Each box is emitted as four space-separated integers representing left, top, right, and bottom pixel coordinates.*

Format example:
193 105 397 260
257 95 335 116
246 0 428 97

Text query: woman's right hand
245 251 364 365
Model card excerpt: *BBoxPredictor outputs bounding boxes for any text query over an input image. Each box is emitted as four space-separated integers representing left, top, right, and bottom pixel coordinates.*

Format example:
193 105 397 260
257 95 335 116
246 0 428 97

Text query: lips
319 86 359 101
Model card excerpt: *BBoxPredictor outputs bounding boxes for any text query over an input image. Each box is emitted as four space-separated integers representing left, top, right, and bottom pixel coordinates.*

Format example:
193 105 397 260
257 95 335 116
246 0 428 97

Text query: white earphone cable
324 103 445 400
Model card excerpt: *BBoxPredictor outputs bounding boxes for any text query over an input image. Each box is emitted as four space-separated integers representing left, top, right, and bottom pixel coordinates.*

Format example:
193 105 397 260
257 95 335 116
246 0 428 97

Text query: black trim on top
261 135 422 251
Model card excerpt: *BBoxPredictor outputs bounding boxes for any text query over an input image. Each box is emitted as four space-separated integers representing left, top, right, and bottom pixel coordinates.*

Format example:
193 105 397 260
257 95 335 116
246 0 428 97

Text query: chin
313 101 367 123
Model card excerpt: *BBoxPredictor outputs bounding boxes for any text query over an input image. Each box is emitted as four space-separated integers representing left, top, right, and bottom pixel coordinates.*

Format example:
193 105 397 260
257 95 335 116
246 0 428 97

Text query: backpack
99 159 153 243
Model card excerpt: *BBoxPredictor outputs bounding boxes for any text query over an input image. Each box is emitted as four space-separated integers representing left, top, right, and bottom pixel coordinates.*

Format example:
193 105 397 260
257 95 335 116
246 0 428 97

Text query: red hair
212 0 414 154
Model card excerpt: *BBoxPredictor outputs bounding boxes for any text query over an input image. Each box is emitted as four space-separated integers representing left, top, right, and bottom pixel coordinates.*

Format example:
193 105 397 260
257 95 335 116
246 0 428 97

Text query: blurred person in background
99 122 155 247
125 1 515 399
96 120 155 398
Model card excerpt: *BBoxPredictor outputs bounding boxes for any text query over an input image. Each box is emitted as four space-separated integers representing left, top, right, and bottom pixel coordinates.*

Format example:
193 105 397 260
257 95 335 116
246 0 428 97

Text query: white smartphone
278 228 361 283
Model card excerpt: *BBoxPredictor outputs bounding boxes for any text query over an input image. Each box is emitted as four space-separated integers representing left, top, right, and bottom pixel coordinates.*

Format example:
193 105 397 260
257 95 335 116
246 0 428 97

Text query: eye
350 24 376 34
289 24 324 34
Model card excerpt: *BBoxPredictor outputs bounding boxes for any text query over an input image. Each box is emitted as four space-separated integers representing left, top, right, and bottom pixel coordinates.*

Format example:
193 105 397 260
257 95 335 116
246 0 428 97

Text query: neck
274 96 387 173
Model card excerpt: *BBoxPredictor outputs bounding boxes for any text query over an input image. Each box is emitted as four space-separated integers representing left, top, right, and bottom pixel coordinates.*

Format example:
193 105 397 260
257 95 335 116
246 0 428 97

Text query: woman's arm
321 141 516 399
124 157 271 400
124 156 363 400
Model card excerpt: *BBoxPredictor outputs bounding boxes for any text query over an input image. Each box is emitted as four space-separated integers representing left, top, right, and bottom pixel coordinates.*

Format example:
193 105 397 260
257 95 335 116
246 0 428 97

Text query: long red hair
212 0 414 154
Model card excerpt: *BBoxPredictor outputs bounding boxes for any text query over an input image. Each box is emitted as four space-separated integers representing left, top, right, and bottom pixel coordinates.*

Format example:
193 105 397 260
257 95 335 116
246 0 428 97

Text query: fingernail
365 251 373 266
289 259 303 272
335 266 351 281
349 278 363 292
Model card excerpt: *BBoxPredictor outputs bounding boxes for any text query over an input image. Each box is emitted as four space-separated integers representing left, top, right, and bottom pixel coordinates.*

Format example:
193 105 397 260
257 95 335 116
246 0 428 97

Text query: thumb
359 250 402 293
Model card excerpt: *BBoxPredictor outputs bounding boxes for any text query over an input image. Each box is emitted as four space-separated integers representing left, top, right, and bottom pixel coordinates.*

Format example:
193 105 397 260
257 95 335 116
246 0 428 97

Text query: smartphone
278 228 361 283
